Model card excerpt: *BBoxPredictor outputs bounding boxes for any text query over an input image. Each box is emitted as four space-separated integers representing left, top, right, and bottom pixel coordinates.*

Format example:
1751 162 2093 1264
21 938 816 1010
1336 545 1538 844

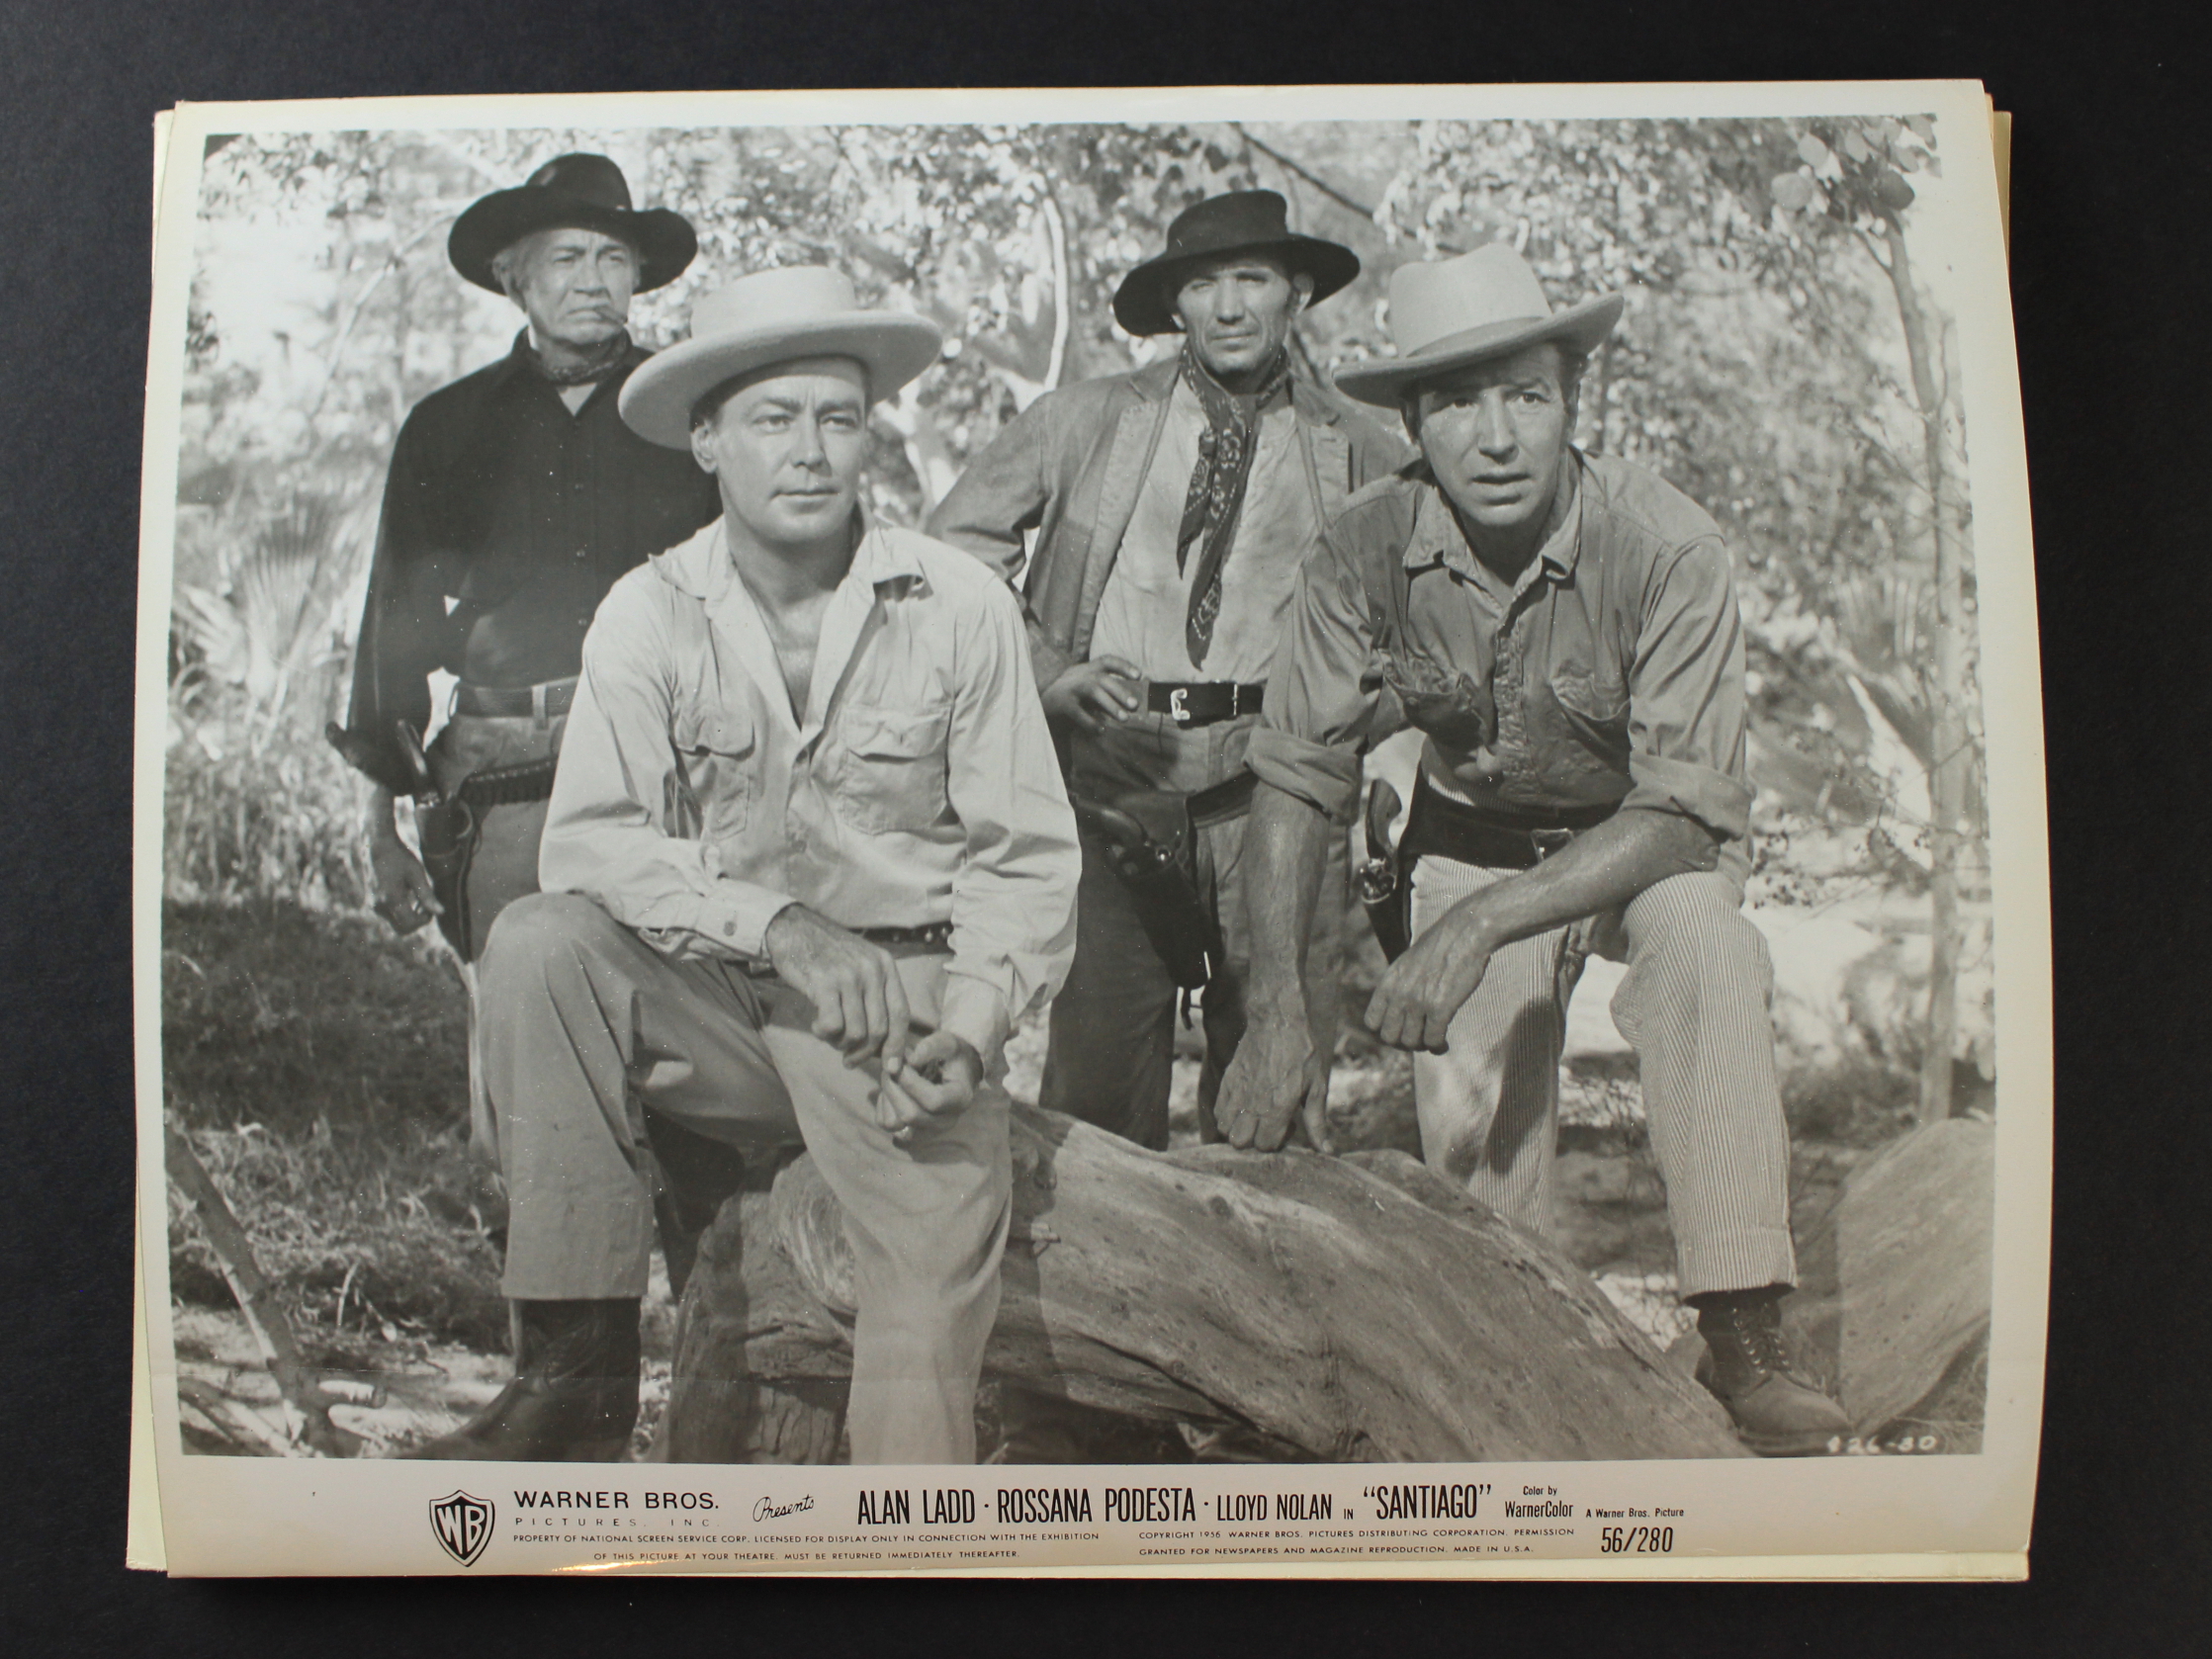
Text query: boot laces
1709 1300 1798 1385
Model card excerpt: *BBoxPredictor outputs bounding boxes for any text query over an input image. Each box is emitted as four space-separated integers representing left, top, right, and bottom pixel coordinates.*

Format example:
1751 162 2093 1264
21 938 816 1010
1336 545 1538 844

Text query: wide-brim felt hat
449 152 698 294
1335 242 1625 408
618 265 945 449
1112 189 1361 337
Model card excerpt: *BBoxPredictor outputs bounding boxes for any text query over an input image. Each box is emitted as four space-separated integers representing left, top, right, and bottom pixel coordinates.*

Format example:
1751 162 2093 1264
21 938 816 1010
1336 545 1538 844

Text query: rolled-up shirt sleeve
539 583 795 960
935 579 1081 1063
1621 536 1755 839
1250 540 1403 824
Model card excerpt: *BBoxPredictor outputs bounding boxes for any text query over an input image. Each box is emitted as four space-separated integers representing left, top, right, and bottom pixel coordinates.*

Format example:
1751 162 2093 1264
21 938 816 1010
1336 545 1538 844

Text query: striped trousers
1406 859 1796 1298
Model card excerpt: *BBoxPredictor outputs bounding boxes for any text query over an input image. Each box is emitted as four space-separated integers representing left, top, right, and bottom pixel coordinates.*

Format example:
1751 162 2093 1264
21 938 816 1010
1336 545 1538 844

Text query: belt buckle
1530 828 1574 861
1168 686 1192 726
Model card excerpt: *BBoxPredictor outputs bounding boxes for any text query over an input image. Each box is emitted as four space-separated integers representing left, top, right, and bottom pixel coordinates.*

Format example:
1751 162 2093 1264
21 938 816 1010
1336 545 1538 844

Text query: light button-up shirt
1089 381 1320 684
540 516 1080 1061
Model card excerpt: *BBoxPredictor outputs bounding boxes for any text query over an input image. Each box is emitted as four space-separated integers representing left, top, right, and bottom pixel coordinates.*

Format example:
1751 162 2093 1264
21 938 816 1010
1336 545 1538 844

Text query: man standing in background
328 153 718 1175
929 190 1403 1151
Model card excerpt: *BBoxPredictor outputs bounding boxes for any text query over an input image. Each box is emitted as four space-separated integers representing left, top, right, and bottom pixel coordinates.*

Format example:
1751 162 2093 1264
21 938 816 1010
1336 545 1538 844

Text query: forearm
1438 808 1721 954
366 786 400 842
1242 780 1335 1011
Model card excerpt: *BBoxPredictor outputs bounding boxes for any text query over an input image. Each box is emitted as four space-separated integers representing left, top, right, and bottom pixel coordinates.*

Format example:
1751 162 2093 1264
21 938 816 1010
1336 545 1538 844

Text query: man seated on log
928 191 1402 1151
409 267 1081 1465
329 155 718 1178
1215 244 1852 1456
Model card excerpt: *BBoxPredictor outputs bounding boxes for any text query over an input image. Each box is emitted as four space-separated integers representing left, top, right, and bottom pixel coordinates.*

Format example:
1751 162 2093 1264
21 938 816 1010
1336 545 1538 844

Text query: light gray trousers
1407 860 1797 1298
478 892 1011 1464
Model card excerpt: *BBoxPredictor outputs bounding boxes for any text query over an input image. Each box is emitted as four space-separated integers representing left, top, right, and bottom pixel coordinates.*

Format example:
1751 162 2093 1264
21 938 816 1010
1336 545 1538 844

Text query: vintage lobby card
133 82 2044 1577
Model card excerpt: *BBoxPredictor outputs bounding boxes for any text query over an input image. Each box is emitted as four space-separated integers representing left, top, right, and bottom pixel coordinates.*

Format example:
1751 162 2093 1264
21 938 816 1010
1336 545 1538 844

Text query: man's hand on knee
1365 902 1494 1054
1216 1003 1330 1153
879 1030 985 1140
763 905 914 1069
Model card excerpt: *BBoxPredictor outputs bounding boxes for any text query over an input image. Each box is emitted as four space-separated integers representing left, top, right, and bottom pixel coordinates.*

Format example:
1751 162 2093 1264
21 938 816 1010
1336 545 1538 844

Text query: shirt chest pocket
669 708 757 841
1545 664 1632 769
831 703 952 834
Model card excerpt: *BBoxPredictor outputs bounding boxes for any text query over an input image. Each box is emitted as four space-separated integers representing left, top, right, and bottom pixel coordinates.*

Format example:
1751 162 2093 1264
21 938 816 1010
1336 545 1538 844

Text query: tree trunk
662 1104 1748 1463
1880 218 1970 1128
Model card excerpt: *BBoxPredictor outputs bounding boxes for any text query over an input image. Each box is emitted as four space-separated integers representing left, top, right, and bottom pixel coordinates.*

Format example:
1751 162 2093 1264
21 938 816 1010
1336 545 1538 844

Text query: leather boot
1691 1287 1852 1456
407 1299 642 1461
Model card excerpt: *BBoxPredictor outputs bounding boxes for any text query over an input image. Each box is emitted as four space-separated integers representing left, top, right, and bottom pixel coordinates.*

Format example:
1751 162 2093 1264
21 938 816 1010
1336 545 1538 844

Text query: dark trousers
1037 716 1344 1150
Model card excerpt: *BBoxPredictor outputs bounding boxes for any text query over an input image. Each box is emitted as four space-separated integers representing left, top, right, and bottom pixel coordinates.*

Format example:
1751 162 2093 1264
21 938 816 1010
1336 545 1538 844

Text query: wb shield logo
429 1490 495 1566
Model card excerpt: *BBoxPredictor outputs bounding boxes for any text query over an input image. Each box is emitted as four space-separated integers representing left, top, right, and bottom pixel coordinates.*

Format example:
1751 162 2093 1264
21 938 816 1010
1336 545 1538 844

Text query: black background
3 1 2205 1649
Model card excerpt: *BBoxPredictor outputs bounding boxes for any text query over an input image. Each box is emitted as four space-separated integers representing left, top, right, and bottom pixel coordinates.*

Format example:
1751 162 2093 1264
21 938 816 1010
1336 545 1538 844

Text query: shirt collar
848 517 929 592
1405 449 1585 588
654 511 925 602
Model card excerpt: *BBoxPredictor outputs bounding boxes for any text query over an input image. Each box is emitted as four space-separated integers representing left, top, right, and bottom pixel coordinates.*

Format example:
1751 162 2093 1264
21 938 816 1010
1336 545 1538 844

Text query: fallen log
662 1103 1747 1463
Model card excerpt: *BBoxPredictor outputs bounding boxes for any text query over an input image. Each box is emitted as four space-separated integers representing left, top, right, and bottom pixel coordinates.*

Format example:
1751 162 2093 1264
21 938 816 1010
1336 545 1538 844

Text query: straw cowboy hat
1334 243 1625 408
448 152 698 295
617 265 944 450
1111 189 1362 338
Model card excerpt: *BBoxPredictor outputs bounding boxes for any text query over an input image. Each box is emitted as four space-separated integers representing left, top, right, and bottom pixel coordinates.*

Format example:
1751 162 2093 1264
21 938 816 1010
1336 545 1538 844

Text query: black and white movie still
153 107 2009 1490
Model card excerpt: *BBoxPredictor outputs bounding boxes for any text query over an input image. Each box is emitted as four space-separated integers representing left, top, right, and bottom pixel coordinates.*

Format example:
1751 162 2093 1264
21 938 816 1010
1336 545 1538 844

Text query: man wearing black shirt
330 153 718 1173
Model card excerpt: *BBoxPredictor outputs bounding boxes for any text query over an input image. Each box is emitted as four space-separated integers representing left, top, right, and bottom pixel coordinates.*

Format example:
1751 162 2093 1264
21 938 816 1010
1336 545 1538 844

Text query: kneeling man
415 268 1080 1464
1218 245 1849 1454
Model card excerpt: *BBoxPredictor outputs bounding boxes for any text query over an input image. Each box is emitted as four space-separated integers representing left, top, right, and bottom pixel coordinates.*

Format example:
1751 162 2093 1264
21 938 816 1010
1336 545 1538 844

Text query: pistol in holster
326 719 553 960
1356 779 1412 962
1069 786 1229 993
382 719 480 956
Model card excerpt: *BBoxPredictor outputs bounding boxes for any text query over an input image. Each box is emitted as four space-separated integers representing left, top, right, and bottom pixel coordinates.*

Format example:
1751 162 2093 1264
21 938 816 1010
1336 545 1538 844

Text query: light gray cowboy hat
1334 243 1625 408
618 266 944 450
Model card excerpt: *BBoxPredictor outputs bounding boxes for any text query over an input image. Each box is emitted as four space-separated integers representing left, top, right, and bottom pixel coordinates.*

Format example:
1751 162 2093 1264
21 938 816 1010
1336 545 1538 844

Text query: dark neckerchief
1174 344 1292 669
521 329 633 388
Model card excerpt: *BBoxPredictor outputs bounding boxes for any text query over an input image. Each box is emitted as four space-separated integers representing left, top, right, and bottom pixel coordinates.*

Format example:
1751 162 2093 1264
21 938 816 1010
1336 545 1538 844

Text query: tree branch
1231 126 1377 221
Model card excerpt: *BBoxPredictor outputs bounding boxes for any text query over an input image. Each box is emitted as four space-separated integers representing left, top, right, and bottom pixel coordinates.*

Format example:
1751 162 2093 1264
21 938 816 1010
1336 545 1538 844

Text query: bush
1780 1049 1920 1148
164 714 374 915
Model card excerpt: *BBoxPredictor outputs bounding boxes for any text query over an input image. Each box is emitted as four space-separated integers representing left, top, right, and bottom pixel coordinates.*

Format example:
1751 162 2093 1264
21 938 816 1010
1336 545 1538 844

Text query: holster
1356 780 1412 962
419 756 560 959
1069 771 1255 992
413 795 480 959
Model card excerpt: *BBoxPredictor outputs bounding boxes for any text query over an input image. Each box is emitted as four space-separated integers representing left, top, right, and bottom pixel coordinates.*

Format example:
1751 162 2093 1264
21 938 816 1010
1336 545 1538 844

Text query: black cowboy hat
1111 189 1361 338
448 153 698 295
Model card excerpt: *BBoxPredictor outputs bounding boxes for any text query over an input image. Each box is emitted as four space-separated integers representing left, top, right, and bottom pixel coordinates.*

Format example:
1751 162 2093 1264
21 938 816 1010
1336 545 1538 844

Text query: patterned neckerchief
1174 343 1292 669
525 329 634 387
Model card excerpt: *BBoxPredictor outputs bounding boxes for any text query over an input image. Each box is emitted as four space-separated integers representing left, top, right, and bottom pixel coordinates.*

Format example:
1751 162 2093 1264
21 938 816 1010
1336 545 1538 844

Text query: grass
164 900 469 1137
170 1118 509 1360
162 899 504 1357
